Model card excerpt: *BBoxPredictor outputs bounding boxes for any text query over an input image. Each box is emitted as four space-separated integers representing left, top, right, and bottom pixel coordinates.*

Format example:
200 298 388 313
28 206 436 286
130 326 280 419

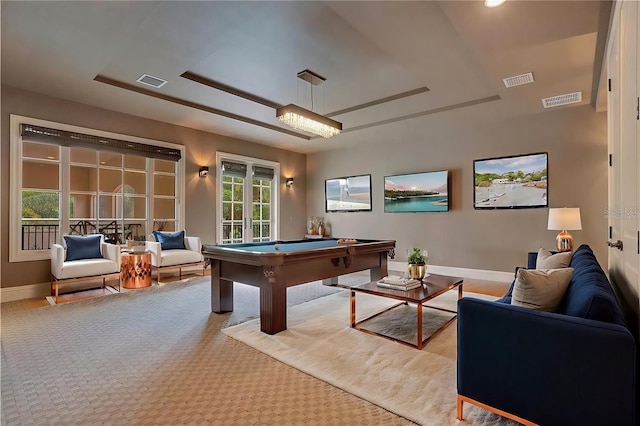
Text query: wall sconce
199 166 209 178
286 177 294 187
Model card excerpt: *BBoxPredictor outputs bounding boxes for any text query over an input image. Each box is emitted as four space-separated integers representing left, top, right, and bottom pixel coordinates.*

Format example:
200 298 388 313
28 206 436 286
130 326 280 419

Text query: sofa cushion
153 230 186 250
535 248 572 269
511 268 574 311
559 245 626 326
64 234 103 261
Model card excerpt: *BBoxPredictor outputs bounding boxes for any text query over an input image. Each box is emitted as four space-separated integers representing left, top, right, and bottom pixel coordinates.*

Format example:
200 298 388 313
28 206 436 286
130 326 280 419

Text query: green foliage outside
22 191 59 221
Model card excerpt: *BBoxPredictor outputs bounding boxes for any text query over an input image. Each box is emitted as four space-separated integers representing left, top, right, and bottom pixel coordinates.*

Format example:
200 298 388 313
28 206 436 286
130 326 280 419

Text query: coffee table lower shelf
349 275 463 350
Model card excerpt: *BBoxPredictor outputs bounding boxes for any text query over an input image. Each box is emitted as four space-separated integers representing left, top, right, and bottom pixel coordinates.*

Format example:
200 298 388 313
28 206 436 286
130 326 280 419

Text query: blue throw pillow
64 234 103 261
153 230 186 250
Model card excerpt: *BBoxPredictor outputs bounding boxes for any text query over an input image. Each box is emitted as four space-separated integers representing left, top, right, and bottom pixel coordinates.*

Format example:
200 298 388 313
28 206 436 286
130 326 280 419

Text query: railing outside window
21 223 59 250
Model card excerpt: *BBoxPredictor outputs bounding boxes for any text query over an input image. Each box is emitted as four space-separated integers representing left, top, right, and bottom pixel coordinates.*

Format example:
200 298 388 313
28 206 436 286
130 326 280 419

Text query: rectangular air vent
503 72 534 88
542 91 582 108
136 74 168 88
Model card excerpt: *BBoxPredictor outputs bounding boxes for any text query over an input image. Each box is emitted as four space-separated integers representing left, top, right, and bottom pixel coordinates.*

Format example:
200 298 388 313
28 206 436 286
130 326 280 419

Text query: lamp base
556 230 574 253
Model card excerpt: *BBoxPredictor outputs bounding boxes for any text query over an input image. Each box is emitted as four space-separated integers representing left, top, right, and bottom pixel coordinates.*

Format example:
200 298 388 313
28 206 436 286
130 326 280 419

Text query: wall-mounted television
325 174 372 212
384 170 449 213
474 152 548 209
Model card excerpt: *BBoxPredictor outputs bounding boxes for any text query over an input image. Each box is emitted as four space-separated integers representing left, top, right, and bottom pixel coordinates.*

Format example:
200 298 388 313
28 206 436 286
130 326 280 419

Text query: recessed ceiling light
485 0 506 7
136 74 168 89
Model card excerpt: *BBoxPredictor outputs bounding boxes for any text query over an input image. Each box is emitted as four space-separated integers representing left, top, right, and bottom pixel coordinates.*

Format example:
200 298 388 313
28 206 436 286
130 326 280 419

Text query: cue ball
274 243 280 250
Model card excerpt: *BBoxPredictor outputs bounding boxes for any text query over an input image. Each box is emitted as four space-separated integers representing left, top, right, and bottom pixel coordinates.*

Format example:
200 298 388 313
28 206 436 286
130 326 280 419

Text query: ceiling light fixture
276 69 342 139
484 0 506 7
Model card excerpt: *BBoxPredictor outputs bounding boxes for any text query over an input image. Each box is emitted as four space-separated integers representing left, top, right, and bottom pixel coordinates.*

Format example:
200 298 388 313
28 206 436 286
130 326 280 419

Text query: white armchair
50 236 121 302
146 234 205 283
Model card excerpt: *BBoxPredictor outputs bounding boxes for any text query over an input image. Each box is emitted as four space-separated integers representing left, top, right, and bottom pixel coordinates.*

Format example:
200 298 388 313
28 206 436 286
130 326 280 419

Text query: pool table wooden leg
260 285 287 335
211 260 233 313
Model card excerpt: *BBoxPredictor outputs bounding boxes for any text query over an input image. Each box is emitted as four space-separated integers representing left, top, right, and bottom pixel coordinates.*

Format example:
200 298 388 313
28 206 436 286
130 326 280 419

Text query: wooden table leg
260 285 287 334
211 260 233 313
458 282 463 299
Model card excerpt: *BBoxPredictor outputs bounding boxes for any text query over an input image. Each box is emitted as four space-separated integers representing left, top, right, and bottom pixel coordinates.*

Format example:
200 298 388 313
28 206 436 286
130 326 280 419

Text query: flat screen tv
325 174 372 212
474 152 548 209
384 170 449 212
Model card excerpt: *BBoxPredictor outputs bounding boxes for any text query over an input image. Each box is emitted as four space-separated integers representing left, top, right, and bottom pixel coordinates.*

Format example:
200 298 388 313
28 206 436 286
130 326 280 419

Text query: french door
216 152 279 244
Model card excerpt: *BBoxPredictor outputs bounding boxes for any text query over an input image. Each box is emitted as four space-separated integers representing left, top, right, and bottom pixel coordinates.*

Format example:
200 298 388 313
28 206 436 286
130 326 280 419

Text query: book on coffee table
376 276 422 291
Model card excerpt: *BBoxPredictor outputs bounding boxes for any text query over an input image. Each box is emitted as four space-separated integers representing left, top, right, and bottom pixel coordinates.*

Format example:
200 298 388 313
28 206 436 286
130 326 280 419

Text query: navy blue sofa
457 245 636 425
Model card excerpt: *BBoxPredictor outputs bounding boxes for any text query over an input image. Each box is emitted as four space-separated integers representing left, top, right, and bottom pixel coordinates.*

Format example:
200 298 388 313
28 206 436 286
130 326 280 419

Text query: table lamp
548 208 582 252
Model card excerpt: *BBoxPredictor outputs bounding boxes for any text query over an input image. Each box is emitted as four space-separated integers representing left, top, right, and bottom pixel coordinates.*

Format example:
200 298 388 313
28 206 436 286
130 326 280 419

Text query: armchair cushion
153 230 186 250
64 234 103 261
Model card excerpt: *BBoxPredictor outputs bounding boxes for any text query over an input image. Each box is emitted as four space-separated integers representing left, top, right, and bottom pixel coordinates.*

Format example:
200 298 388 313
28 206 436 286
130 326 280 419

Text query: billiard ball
274 243 280 250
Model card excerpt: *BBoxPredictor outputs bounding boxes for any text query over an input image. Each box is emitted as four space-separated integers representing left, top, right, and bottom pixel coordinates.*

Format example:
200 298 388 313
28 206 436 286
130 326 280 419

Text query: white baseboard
388 261 514 283
2 281 51 302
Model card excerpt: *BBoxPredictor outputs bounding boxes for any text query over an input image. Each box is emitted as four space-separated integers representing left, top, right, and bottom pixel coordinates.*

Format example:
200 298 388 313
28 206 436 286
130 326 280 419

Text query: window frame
10 114 185 262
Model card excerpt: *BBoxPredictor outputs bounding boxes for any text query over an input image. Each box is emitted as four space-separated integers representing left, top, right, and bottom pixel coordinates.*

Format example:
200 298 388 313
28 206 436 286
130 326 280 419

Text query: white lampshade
548 208 582 231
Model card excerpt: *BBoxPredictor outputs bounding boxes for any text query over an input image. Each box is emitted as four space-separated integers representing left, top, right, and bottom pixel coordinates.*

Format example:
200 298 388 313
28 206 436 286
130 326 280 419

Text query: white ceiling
1 1 607 154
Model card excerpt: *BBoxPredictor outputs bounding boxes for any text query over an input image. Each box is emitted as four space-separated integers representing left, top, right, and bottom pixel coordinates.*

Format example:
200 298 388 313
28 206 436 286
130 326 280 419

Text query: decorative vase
407 263 426 280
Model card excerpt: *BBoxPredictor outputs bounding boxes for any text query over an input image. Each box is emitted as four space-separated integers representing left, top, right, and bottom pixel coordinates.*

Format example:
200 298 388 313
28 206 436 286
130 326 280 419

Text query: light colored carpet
1 275 415 425
223 290 519 426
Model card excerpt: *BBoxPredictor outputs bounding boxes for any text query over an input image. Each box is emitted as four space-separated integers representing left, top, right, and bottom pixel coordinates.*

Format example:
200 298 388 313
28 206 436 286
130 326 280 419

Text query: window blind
252 165 275 180
20 124 181 162
221 161 247 178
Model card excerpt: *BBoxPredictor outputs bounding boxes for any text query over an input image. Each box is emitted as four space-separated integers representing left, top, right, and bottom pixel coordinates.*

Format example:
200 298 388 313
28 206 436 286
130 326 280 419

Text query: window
216 153 279 244
10 115 185 262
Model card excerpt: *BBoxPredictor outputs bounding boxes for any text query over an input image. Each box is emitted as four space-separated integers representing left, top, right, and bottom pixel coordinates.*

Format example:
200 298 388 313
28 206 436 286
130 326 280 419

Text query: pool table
202 238 396 334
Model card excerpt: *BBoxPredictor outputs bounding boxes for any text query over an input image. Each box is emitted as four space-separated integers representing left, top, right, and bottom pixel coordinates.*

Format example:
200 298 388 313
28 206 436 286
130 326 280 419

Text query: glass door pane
221 175 244 243
252 178 272 242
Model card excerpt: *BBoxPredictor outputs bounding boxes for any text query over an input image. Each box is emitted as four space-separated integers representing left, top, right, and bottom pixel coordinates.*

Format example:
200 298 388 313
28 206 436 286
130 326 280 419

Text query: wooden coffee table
350 273 463 350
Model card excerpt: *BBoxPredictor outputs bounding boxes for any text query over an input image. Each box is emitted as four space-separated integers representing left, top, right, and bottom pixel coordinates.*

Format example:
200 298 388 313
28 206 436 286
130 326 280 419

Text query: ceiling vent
542 91 582 108
136 74 168 89
503 72 534 88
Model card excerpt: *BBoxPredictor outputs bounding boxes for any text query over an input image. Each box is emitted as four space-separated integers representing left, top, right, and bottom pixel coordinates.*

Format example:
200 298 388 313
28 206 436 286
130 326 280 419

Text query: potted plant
407 247 428 280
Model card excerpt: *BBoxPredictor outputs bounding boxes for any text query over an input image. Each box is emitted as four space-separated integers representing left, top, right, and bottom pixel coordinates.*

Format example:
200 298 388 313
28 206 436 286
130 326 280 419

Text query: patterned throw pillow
64 234 103 261
535 248 572 269
511 268 574 312
153 230 186 250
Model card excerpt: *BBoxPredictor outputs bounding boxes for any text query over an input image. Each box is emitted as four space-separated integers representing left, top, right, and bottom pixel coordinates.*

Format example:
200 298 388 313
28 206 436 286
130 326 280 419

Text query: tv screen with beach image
325 175 372 212
474 152 548 209
384 170 449 212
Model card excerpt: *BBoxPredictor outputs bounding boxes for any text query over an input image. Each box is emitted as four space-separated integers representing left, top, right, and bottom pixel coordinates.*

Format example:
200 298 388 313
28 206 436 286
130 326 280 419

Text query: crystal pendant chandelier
276 70 342 139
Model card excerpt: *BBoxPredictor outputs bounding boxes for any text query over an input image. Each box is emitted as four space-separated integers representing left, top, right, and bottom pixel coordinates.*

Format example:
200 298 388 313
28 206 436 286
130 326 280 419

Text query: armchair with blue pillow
457 245 636 426
146 230 205 283
50 234 121 302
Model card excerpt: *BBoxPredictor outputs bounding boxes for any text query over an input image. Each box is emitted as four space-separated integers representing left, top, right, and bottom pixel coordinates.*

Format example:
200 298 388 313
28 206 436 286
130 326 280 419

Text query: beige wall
1 85 307 288
307 105 608 273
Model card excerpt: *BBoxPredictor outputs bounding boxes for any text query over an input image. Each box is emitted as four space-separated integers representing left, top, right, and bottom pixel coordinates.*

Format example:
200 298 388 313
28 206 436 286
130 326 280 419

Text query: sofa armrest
457 298 636 425
51 244 65 278
101 242 121 269
184 236 201 253
146 240 161 267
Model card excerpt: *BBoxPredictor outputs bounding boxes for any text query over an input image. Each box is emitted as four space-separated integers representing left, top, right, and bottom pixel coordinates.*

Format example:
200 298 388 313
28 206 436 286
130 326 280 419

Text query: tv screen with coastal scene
474 152 548 209
325 174 372 212
384 170 449 212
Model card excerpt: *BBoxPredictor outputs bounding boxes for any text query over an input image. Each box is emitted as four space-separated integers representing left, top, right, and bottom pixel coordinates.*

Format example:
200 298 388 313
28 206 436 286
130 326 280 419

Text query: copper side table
121 251 153 289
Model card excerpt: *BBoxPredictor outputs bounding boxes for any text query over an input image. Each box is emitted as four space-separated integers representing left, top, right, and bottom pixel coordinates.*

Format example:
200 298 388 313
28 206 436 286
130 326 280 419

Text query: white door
216 153 279 244
608 0 640 334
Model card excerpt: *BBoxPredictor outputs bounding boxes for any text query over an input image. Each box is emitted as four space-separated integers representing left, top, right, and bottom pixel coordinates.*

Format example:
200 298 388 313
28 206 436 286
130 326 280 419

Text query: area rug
223 290 518 426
